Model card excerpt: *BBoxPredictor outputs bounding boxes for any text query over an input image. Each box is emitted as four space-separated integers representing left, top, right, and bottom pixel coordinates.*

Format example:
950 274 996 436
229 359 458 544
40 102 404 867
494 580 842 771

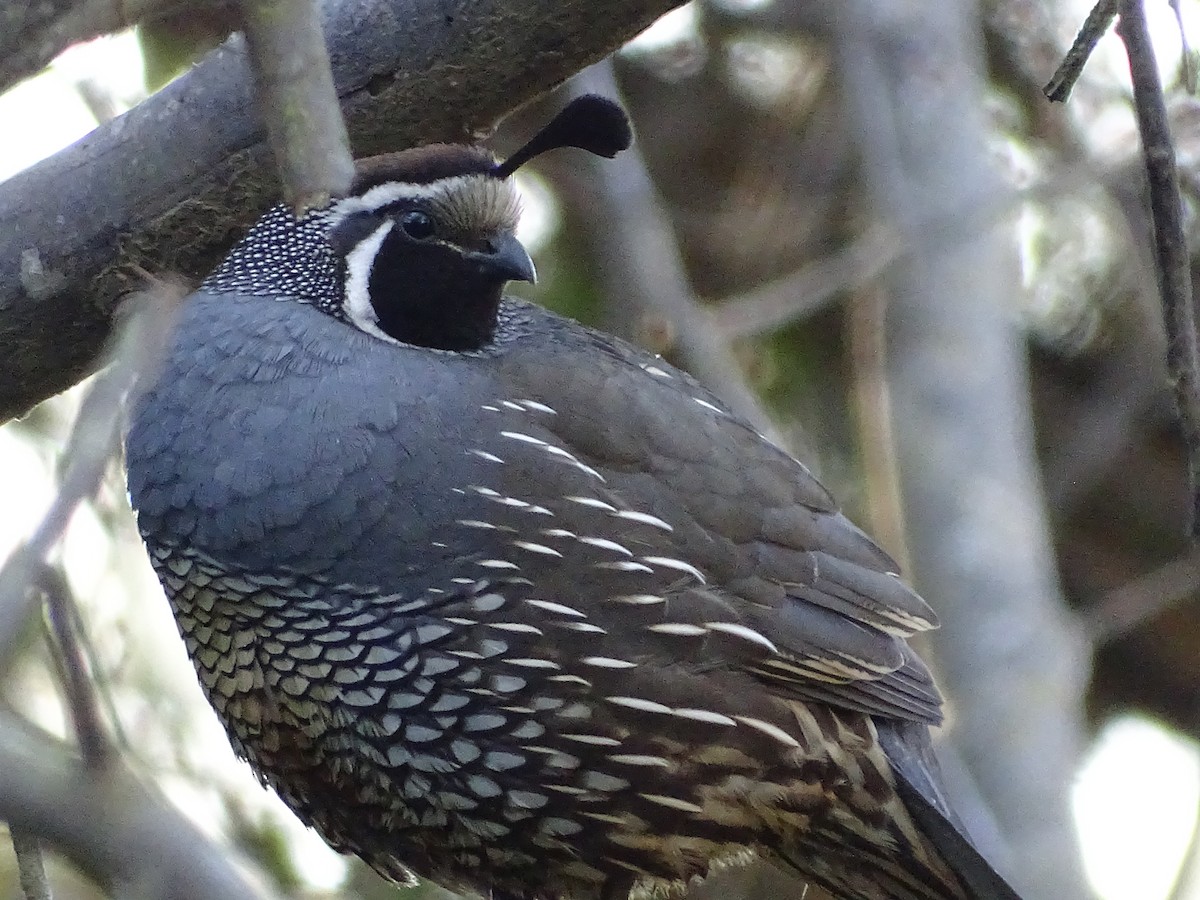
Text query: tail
775 721 1024 900
876 721 1024 900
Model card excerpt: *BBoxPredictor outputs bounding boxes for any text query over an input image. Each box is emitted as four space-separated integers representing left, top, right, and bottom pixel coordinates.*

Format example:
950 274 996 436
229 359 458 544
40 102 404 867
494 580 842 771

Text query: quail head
125 95 1022 900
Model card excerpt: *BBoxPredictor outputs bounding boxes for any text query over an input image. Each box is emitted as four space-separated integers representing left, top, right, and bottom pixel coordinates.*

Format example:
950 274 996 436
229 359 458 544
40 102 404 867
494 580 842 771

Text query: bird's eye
400 210 436 240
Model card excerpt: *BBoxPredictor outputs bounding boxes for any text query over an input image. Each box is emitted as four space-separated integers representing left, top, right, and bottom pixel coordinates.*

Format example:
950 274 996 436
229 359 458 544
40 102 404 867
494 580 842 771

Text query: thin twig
847 283 909 571
1117 0 1200 538
39 564 112 768
0 279 186 671
238 0 354 211
11 828 52 900
1044 0 1120 102
1086 544 1200 644
713 226 900 339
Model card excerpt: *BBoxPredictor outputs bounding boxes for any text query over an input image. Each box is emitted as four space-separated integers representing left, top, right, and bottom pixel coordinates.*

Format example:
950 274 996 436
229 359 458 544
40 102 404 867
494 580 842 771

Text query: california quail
124 96 1022 900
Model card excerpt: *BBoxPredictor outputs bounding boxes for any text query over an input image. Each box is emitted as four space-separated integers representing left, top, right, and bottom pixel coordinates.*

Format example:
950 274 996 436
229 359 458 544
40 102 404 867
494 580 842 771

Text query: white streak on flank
609 594 667 606
519 400 557 415
488 622 544 635
458 519 499 530
608 754 672 768
477 559 520 570
672 708 737 726
512 541 561 557
342 220 399 343
693 396 724 414
541 528 577 539
596 561 655 574
541 445 579 461
705 622 780 654
565 496 617 512
524 599 587 618
647 623 706 637
642 365 673 379
501 430 549 447
430 541 447 548
641 556 707 583
481 405 501 412
468 449 505 463
471 486 501 498
577 536 633 557
571 461 606 482
605 696 673 715
495 496 531 508
444 617 478 626
581 656 638 669
613 510 673 532
639 794 704 814
560 733 621 746
733 715 802 748
563 622 607 634
582 813 628 825
526 505 554 516
503 657 561 669
548 674 593 686
450 577 475 584
501 401 526 412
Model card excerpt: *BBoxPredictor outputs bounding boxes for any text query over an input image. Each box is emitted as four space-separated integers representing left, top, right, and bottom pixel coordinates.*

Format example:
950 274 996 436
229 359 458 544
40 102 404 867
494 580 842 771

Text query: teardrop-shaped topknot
493 94 632 179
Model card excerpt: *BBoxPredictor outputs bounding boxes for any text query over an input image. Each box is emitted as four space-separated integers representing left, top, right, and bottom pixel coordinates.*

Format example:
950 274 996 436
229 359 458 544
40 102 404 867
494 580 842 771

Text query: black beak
482 232 537 285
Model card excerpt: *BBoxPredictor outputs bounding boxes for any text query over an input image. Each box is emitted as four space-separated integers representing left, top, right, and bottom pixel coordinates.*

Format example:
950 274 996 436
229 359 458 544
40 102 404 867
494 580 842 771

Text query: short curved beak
484 232 537 285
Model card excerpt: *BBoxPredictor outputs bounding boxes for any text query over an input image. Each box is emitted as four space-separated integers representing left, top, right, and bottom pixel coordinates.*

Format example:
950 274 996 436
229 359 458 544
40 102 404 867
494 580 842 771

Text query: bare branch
1117 0 1200 538
0 712 274 900
39 564 112 767
0 279 185 672
1044 0 1119 102
713 226 899 340
0 0 687 423
0 0 233 94
11 828 52 900
829 2 1091 895
237 0 354 210
1087 545 1200 644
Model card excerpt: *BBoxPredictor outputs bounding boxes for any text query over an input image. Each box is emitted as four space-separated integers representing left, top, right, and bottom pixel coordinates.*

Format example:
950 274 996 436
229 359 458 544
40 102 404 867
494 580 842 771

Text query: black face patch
328 211 390 258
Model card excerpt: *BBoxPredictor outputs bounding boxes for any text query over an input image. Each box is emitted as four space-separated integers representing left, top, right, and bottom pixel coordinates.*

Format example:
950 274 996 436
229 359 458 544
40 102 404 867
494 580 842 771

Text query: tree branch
0 0 686 422
1116 0 1200 538
829 2 1091 896
237 0 353 210
0 711 274 900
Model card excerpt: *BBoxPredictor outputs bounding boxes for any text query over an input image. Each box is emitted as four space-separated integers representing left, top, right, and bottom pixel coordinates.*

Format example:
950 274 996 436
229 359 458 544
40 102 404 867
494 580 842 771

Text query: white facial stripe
331 174 523 245
343 219 400 343
332 175 513 218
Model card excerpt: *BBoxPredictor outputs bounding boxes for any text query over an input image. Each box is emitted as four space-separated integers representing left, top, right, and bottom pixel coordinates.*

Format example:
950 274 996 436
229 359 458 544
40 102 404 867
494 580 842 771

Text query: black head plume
493 95 632 179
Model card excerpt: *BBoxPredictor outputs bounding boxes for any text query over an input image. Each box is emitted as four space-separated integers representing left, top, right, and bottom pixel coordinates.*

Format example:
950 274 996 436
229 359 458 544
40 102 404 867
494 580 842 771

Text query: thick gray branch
0 712 274 900
0 0 232 93
829 2 1092 897
0 0 685 422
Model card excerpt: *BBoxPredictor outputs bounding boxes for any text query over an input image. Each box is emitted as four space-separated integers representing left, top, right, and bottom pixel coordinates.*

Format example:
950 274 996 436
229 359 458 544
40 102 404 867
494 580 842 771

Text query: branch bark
0 711 274 900
0 0 685 423
827 2 1092 897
